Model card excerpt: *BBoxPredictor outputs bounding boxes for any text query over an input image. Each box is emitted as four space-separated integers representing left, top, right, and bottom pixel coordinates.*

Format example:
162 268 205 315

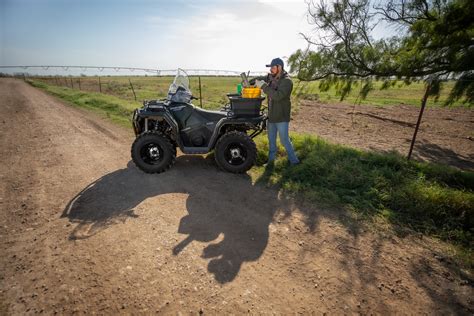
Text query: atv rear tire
214 131 256 173
131 131 176 174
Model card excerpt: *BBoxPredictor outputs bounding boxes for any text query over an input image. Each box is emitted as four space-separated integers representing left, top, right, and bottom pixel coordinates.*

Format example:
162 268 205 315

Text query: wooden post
129 79 137 100
407 81 431 160
78 78 81 90
98 77 102 93
70 77 74 89
198 76 203 108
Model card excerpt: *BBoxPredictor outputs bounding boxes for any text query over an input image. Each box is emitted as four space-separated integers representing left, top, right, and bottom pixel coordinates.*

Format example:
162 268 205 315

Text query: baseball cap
266 58 284 68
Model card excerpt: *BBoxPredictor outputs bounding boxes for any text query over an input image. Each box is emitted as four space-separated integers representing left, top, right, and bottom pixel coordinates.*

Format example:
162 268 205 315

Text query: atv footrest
181 147 210 154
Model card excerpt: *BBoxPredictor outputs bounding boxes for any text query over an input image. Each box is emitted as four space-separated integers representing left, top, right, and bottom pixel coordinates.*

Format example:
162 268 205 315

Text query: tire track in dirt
1 79 472 314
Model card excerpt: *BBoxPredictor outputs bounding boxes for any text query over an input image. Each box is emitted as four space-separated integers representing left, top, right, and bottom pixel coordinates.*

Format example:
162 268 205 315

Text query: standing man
252 58 300 166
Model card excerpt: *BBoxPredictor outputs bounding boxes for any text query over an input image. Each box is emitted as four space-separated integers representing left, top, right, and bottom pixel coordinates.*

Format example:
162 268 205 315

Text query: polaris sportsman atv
131 69 267 174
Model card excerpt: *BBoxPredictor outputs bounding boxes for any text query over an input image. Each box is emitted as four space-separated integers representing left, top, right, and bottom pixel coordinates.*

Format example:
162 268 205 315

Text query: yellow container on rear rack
242 87 261 98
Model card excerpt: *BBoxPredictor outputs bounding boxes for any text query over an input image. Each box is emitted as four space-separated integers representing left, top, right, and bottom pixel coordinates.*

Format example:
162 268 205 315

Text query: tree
289 0 474 159
289 0 474 104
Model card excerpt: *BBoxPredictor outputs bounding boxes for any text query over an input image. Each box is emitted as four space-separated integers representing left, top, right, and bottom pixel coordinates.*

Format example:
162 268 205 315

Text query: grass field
32 75 470 110
28 78 474 266
34 76 241 110
29 80 139 127
251 135 473 265
293 79 467 107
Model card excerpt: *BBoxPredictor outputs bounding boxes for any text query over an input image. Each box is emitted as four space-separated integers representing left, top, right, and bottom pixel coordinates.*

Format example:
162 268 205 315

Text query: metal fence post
129 78 137 101
198 76 203 108
407 81 431 160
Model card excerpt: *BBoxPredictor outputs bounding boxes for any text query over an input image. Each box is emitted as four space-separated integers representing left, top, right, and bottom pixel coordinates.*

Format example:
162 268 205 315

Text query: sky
0 0 319 75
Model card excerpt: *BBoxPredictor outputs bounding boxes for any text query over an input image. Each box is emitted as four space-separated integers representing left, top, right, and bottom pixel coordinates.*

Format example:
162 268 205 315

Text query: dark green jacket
256 72 293 123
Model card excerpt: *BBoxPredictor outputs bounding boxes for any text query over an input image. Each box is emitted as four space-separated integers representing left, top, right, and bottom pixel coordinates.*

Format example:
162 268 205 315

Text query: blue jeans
267 122 299 164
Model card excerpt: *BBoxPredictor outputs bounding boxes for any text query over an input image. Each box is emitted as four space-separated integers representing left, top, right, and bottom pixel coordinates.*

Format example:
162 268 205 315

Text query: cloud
142 0 312 71
1 0 313 73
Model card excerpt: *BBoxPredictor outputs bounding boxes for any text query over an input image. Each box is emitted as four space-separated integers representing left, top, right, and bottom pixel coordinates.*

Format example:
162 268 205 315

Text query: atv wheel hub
148 146 160 159
230 147 242 159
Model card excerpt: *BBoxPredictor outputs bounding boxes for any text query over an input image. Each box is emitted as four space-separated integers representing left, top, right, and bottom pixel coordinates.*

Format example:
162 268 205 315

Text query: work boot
288 160 300 167
263 160 275 169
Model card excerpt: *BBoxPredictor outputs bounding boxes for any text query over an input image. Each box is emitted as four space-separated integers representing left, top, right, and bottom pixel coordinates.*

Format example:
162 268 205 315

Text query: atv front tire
214 131 256 173
131 131 176 174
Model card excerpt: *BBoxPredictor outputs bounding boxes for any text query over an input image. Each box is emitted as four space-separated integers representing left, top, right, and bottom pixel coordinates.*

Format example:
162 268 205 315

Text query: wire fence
7 73 250 110
0 65 268 107
2 66 471 108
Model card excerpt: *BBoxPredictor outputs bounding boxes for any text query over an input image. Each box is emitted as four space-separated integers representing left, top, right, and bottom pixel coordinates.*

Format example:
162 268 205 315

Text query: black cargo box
227 95 265 117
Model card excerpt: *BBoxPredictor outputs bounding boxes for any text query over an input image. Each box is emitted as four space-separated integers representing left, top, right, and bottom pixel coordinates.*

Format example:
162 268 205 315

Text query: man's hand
255 80 265 88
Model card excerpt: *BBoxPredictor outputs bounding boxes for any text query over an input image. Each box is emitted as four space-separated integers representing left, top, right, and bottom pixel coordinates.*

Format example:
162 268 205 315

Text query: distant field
293 80 466 107
34 76 241 110
32 76 469 109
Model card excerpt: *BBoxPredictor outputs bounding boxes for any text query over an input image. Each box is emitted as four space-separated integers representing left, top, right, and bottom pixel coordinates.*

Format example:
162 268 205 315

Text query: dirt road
1 78 472 314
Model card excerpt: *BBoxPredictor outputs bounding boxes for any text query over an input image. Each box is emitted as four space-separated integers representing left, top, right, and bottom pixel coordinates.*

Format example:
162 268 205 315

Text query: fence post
129 78 137 101
78 78 81 90
407 81 431 160
198 76 203 108
98 77 102 93
70 77 74 89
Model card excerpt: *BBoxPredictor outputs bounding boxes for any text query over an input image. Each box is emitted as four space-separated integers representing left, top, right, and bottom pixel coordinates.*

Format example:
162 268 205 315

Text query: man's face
270 65 279 75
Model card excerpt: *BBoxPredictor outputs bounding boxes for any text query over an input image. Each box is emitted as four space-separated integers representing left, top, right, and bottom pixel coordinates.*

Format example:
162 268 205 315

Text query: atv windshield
167 68 192 103
172 68 190 92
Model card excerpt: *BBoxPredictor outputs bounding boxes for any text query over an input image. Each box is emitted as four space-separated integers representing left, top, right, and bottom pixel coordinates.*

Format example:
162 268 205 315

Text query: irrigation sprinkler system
0 65 266 77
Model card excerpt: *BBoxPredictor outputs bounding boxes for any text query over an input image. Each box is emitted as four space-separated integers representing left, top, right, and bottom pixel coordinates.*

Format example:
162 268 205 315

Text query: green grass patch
252 133 474 265
29 80 140 127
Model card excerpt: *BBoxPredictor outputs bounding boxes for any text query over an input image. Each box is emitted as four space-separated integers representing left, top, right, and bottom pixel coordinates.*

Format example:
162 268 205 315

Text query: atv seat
194 107 227 122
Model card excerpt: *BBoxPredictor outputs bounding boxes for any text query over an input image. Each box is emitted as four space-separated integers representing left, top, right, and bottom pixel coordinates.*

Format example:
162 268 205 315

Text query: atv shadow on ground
62 156 297 283
60 157 473 311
